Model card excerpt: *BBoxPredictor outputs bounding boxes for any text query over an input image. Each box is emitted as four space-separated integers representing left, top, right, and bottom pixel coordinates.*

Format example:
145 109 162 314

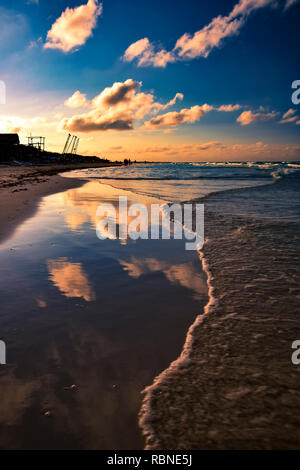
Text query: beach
0 162 299 450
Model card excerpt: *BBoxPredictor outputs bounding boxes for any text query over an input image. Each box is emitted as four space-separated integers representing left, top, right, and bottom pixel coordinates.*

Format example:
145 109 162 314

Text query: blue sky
0 0 299 161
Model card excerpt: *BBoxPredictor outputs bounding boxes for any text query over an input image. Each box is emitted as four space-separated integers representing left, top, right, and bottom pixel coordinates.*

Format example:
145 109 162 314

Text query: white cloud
44 0 102 53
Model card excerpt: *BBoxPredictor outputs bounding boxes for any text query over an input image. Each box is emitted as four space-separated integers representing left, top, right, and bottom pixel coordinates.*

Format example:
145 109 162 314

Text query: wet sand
0 163 119 243
0 179 208 449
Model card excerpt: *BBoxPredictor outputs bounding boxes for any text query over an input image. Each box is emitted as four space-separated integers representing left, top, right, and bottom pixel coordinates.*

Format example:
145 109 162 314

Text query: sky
0 0 299 161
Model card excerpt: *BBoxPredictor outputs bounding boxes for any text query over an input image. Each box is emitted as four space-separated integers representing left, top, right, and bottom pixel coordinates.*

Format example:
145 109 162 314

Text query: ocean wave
92 175 274 180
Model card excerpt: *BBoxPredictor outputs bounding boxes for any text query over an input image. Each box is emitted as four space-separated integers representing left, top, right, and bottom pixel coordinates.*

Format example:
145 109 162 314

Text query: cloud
217 104 241 112
143 104 213 129
123 0 277 67
124 37 176 67
284 0 300 10
197 141 226 150
144 142 226 155
280 108 299 123
0 115 48 134
60 79 185 133
44 0 102 53
65 91 89 108
237 109 277 125
174 16 244 60
91 79 140 108
282 108 296 119
137 141 300 161
158 93 184 110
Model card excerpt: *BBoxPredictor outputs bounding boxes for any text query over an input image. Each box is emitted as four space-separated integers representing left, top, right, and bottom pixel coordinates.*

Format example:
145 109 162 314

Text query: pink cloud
44 0 102 53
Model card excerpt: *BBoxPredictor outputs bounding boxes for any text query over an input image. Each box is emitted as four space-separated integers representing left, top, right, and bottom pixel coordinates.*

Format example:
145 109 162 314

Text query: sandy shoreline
0 163 118 244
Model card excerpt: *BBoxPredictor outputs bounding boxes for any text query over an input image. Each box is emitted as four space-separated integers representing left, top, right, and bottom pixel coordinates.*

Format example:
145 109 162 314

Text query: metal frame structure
27 136 45 152
62 134 80 156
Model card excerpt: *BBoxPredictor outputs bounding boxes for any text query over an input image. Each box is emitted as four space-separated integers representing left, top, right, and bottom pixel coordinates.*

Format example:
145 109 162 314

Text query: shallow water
0 181 207 450
138 170 300 449
64 161 282 202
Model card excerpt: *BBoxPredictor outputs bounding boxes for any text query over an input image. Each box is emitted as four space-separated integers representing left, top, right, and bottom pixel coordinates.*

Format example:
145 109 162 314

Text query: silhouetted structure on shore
0 133 109 165
27 136 46 152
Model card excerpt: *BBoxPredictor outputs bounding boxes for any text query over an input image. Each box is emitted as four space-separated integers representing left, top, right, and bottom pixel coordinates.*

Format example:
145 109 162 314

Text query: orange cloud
143 104 213 129
218 104 241 112
64 91 89 108
237 109 277 125
280 108 299 124
59 79 184 133
44 0 102 53
124 38 176 67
